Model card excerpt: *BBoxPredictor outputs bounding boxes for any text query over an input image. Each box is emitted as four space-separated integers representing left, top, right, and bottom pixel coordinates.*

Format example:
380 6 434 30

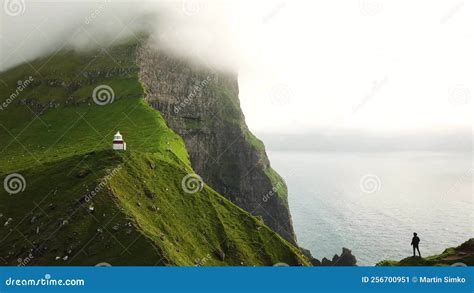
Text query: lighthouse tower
112 131 126 151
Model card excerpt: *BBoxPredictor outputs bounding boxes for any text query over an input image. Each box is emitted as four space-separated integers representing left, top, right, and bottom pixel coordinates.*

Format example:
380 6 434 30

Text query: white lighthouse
112 131 126 151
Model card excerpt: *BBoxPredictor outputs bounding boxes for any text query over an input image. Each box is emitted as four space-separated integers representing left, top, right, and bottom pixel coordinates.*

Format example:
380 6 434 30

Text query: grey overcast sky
1 0 473 135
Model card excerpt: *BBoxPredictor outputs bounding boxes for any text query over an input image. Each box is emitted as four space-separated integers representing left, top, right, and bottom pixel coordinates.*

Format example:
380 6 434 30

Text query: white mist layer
1 0 472 135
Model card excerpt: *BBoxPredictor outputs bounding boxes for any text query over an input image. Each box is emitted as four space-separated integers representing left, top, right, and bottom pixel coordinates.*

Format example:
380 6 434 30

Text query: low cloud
0 0 252 73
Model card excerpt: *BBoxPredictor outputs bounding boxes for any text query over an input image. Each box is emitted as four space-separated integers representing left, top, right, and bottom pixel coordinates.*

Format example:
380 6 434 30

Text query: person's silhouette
411 232 421 257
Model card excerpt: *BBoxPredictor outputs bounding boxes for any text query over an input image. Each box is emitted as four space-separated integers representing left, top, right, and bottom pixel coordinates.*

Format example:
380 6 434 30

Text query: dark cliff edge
137 44 297 244
301 247 357 266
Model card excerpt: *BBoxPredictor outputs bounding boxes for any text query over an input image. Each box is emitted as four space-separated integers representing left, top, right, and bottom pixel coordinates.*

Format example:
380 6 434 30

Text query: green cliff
0 38 308 266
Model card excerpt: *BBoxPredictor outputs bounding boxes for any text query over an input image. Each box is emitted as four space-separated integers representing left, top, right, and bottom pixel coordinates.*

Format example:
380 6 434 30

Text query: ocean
267 151 473 266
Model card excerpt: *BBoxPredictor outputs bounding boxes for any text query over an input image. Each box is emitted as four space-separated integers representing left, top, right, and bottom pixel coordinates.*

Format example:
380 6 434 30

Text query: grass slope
377 239 474 266
0 40 309 266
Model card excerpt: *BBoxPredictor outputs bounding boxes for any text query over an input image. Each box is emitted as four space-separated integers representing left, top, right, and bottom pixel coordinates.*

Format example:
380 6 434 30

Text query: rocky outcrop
377 238 474 266
302 247 357 266
137 44 297 243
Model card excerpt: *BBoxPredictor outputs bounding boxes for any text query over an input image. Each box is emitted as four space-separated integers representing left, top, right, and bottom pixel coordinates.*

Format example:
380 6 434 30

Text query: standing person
411 232 421 257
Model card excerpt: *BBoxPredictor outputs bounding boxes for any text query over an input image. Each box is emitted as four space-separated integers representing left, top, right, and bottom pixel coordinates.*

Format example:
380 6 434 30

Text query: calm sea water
268 151 473 266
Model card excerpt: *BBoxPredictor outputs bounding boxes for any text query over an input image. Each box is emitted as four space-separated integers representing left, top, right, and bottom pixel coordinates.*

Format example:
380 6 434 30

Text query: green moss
108 152 309 266
264 167 288 204
377 239 474 266
0 39 309 266
209 81 242 123
0 149 309 266
0 96 190 173
243 128 266 154
183 118 208 131
0 151 166 265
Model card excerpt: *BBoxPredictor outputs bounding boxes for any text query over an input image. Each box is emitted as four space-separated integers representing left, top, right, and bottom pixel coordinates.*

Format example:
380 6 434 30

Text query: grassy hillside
0 40 309 266
377 238 474 266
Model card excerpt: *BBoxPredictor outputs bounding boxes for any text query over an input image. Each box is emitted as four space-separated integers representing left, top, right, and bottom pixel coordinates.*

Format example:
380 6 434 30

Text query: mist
1 0 473 137
0 0 245 72
257 128 473 152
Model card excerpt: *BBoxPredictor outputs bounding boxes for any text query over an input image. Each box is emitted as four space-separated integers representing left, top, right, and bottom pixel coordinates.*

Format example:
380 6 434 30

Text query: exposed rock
144 189 156 199
137 44 296 244
321 257 332 266
302 247 357 266
331 248 357 266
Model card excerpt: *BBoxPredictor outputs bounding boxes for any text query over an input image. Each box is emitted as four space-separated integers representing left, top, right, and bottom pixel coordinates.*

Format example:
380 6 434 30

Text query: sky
236 0 473 134
1 0 473 136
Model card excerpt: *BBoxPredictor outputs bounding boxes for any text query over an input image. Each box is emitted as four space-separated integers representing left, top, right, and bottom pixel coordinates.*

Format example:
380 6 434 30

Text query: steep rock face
137 45 296 243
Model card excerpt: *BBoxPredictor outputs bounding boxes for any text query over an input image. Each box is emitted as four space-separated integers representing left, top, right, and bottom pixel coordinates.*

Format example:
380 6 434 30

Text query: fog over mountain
1 0 473 136
0 0 242 72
